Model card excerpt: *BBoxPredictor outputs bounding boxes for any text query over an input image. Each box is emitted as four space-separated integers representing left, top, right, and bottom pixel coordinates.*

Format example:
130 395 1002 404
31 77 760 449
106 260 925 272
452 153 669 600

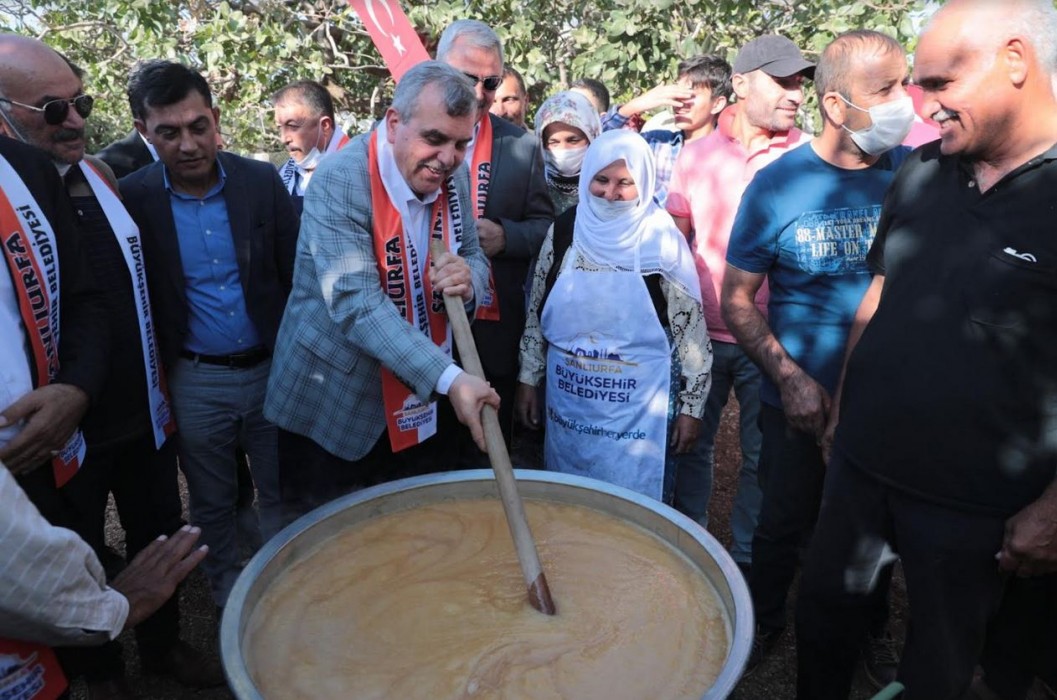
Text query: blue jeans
673 340 762 564
168 357 282 606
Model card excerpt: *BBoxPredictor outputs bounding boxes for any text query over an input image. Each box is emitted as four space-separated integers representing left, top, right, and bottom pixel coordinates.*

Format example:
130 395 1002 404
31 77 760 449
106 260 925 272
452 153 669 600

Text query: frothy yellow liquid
245 499 729 699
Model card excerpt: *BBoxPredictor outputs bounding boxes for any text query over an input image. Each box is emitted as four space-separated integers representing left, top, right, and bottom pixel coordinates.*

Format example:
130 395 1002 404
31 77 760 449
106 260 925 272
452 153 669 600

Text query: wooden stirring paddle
430 240 557 615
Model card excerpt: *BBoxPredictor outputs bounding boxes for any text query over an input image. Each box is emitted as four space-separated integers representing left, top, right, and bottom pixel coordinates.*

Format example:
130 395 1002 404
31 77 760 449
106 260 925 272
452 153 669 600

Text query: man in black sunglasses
0 34 222 697
436 20 554 463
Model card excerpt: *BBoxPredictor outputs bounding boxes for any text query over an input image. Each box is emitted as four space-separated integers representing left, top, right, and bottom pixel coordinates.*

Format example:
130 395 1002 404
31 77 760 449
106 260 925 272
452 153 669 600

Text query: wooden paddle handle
430 240 556 615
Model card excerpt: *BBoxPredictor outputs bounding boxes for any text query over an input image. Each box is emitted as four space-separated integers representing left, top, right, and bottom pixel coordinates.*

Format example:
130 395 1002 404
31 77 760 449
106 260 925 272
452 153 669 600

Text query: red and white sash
368 130 464 452
470 115 500 321
0 640 67 700
280 128 351 195
0 155 85 486
80 162 176 449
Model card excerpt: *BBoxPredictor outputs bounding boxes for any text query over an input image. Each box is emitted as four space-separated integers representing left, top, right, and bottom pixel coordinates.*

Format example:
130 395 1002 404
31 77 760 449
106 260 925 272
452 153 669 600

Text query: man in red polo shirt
666 35 812 575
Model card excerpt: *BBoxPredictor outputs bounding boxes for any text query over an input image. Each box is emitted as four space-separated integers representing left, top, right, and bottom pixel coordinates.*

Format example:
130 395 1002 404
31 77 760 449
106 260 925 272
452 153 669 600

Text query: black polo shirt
836 140 1057 516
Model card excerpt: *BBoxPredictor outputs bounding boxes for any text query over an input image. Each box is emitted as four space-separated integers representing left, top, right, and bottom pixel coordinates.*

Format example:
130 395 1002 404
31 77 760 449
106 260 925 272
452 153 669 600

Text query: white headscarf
573 130 701 301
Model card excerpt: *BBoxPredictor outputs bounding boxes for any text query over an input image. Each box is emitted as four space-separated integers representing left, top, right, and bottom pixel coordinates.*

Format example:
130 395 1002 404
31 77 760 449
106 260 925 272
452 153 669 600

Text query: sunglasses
0 94 94 125
462 72 503 92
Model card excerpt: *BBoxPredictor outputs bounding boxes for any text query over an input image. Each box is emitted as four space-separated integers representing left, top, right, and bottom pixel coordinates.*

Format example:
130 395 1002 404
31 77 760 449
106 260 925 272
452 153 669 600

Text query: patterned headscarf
534 90 602 186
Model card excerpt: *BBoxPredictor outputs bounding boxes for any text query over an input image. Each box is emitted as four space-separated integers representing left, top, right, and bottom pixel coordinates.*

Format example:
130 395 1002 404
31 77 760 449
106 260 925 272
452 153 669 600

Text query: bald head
923 0 1057 70
913 0 1057 161
0 35 70 93
0 34 89 165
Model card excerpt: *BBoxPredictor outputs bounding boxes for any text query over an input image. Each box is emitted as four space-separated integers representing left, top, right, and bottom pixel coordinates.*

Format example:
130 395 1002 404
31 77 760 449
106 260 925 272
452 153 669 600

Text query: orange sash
0 638 68 699
368 130 463 452
470 115 500 321
0 155 84 486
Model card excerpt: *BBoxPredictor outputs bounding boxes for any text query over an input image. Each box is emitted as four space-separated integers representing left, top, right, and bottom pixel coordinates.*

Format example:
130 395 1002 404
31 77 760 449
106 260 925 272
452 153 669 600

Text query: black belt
179 346 270 368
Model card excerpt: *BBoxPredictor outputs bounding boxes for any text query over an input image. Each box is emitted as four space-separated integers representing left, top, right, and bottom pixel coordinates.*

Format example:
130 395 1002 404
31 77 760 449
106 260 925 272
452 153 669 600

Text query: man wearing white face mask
273 80 349 214
719 30 913 681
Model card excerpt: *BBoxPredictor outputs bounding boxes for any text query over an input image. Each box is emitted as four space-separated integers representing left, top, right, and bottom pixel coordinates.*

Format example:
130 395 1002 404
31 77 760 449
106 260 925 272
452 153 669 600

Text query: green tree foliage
0 0 931 154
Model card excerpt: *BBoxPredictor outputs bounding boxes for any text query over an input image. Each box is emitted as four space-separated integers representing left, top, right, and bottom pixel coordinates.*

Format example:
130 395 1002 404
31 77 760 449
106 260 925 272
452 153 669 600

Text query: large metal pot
221 470 753 699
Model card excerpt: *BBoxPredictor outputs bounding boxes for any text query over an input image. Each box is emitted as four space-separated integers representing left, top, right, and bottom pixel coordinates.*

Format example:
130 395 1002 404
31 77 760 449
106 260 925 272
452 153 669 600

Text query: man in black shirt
796 1 1057 698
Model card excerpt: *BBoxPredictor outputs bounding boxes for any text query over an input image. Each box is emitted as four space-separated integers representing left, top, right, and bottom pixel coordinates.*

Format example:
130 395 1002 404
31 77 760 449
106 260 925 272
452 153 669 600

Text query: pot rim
221 469 752 699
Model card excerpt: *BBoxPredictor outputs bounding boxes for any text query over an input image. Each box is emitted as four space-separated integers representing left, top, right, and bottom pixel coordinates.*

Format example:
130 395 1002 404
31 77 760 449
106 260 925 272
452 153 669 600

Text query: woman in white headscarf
515 130 711 503
534 90 602 215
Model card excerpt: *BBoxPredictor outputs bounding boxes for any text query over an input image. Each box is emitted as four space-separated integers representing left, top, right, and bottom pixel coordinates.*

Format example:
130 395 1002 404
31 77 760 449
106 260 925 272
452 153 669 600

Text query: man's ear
1003 37 1029 87
710 95 729 116
134 118 149 140
319 114 335 142
212 106 221 129
385 108 400 144
731 73 751 100
821 92 847 127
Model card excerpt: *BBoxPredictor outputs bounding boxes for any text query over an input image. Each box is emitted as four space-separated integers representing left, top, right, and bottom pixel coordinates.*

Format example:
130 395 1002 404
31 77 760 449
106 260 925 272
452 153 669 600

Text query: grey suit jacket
119 151 299 369
264 132 489 461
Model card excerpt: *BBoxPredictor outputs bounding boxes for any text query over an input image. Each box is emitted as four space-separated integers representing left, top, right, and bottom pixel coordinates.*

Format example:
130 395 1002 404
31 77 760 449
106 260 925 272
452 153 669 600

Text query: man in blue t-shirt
720 30 916 681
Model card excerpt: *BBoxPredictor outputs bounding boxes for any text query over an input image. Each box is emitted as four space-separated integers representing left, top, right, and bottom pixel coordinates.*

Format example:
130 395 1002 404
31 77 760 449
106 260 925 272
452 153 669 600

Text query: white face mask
588 194 638 221
839 94 915 156
294 126 326 170
545 146 587 177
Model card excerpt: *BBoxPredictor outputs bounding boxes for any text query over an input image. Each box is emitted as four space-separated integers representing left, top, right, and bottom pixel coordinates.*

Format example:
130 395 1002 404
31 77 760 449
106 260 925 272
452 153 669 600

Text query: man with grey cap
666 34 812 581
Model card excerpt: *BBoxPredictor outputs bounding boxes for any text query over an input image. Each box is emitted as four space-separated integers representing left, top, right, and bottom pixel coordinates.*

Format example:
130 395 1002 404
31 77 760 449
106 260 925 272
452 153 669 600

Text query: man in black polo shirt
795 0 1057 698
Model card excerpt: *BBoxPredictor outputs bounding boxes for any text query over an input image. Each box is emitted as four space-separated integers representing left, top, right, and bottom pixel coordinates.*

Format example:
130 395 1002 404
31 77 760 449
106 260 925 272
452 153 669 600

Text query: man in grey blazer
265 61 499 523
437 21 554 455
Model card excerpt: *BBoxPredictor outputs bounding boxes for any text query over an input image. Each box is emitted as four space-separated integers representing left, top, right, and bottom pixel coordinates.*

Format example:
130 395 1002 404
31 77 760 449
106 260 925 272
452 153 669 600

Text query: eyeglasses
461 72 503 92
0 94 94 125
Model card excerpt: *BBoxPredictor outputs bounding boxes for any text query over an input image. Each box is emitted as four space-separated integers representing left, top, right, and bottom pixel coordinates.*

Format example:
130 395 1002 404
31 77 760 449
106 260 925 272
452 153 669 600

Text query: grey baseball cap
733 35 815 78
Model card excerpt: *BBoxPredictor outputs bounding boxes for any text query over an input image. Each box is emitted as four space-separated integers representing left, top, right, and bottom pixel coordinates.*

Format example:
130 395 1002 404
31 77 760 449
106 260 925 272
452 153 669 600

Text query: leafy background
1 0 939 155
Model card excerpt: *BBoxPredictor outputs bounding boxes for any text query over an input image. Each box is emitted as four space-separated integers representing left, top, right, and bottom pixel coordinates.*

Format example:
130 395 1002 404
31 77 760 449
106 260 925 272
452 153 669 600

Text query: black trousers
980 573 1057 698
277 401 461 525
795 450 1008 700
750 404 890 634
17 434 184 680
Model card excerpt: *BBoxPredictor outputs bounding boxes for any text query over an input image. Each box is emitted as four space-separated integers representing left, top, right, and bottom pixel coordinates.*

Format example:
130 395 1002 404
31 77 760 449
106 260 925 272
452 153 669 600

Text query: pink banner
349 0 430 82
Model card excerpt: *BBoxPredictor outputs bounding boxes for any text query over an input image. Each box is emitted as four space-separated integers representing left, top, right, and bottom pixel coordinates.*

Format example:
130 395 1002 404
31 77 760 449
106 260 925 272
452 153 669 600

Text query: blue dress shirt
164 162 261 355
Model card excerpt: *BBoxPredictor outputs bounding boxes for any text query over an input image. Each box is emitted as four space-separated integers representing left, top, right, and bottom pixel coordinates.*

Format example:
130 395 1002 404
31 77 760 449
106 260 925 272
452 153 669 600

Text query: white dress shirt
375 122 462 395
0 267 32 450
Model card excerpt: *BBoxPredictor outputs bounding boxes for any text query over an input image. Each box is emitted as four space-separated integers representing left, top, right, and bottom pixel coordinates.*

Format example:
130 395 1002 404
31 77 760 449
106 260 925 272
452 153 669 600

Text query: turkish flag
348 0 430 82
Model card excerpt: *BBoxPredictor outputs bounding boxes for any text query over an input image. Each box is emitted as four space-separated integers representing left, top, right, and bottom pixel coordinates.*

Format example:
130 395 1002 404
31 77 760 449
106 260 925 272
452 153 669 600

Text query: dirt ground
84 399 1036 699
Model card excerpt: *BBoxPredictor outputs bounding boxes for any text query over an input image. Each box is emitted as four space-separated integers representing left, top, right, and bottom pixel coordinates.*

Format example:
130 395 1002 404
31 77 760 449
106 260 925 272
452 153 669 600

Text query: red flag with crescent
348 0 430 82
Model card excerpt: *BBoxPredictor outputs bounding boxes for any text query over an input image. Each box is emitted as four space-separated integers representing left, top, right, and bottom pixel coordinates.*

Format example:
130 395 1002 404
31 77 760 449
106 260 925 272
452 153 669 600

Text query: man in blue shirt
720 30 915 681
601 55 732 205
119 62 298 612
